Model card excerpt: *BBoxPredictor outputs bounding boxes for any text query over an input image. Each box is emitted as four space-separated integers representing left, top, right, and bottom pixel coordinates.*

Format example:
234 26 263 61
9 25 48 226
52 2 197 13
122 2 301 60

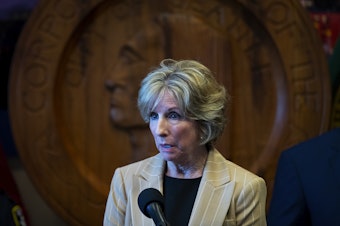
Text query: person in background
103 59 267 226
267 128 340 226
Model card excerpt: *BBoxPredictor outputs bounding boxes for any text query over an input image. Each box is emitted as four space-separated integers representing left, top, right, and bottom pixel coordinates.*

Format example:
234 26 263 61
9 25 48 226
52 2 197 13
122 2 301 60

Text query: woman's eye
149 112 158 120
168 112 181 119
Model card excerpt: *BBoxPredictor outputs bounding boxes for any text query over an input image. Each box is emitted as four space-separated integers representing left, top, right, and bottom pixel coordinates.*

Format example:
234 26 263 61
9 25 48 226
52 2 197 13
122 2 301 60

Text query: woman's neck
166 148 208 179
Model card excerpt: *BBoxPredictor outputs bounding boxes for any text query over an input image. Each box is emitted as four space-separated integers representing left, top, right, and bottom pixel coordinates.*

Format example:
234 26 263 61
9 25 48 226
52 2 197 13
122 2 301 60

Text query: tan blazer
103 149 267 226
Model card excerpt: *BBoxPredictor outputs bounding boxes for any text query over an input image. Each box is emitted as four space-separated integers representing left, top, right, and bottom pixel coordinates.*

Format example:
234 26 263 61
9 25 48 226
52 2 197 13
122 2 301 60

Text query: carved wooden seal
9 0 331 225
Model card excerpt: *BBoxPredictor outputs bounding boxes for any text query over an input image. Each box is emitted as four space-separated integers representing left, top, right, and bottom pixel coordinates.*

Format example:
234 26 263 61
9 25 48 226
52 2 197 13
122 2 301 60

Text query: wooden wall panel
9 0 331 225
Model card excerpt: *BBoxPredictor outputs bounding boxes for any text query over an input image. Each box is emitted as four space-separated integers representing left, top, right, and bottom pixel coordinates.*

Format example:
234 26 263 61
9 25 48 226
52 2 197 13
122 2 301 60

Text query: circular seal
9 0 331 225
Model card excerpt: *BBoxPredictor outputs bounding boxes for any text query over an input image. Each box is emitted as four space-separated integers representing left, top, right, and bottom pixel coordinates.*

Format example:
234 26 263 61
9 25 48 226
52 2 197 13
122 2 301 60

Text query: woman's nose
155 117 168 137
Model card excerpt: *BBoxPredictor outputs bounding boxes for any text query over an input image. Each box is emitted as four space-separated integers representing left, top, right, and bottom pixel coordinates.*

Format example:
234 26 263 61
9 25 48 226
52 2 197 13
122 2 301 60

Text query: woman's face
149 91 203 164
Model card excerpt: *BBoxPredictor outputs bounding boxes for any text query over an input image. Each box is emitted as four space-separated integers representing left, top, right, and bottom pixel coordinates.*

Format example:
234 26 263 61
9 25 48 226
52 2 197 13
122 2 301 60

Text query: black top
163 175 202 226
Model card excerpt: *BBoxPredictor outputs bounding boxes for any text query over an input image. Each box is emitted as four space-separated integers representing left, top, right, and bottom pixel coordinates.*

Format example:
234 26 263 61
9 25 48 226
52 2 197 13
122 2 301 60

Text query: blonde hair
138 59 230 147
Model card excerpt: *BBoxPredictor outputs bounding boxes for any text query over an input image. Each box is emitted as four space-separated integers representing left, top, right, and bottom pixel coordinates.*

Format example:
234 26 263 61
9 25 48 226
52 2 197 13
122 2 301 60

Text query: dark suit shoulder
282 128 340 159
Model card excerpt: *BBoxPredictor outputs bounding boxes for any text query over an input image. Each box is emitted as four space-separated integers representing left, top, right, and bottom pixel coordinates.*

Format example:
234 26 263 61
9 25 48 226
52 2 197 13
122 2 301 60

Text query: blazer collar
137 149 231 187
189 149 235 225
134 149 235 225
131 155 166 226
138 154 166 192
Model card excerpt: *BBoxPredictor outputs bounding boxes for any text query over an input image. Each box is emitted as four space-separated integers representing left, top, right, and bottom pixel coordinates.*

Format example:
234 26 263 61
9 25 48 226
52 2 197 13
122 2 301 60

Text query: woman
103 59 267 226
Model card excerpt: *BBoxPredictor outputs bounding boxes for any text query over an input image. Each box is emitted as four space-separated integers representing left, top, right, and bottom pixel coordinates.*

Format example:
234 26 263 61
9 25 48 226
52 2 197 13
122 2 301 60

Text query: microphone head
138 188 165 218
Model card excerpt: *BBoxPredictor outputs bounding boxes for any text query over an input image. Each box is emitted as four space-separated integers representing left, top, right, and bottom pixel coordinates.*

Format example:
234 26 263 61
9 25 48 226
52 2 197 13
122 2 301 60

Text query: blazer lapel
135 154 166 192
129 151 235 225
131 154 166 226
189 149 235 226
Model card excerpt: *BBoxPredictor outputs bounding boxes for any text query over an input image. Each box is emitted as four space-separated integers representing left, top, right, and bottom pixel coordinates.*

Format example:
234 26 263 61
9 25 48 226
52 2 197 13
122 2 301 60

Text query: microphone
138 188 169 226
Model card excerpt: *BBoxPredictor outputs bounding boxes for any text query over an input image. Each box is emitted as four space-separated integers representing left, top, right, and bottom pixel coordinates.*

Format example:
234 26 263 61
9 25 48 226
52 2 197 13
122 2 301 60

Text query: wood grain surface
9 0 331 225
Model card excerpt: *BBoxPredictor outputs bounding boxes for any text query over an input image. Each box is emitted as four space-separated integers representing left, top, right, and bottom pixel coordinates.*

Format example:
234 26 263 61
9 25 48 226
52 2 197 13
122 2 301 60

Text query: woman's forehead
151 89 182 110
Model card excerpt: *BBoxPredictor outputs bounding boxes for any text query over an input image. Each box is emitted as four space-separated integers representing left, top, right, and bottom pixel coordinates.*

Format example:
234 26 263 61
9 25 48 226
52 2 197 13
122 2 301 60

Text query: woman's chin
160 151 176 161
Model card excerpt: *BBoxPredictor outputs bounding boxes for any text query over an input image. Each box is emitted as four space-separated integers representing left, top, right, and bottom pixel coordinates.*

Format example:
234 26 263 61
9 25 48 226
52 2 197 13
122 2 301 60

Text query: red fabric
310 12 340 56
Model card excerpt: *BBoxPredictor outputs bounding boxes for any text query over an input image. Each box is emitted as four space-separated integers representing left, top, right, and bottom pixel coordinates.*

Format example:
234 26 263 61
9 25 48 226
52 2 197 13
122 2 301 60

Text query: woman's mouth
159 143 173 149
